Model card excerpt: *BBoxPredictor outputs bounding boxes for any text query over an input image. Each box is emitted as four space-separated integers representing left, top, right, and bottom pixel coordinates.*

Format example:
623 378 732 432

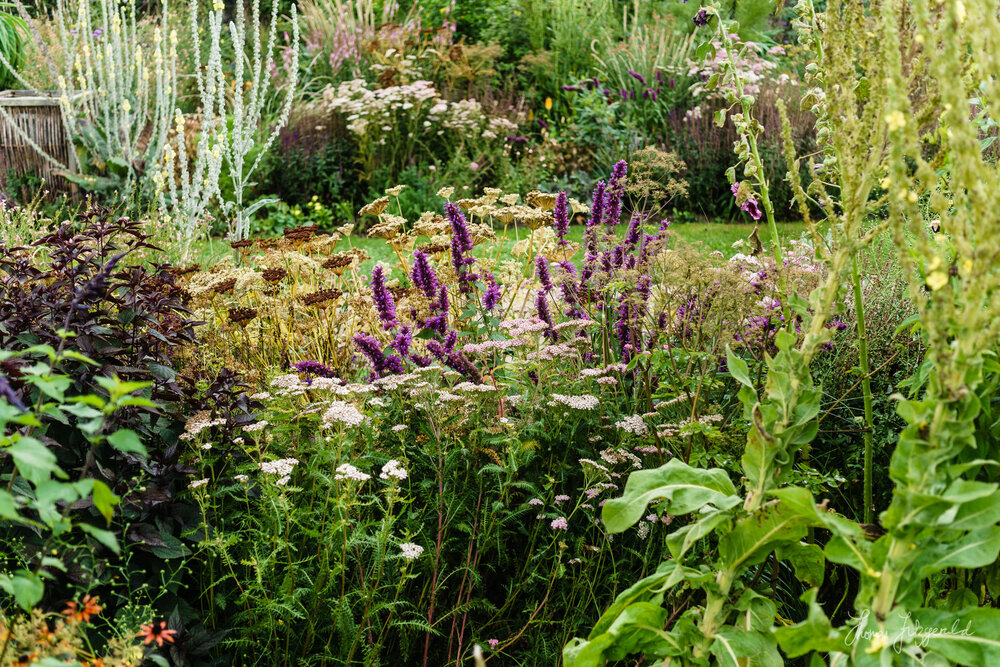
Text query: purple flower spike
628 70 646 85
392 326 413 358
535 290 557 342
536 255 553 291
370 264 398 330
445 202 477 294
605 161 628 229
354 333 405 378
411 250 440 299
553 191 570 243
482 274 501 312
292 360 336 378
588 182 606 234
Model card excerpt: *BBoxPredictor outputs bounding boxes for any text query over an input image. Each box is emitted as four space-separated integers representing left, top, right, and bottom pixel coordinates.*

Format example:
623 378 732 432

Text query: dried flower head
322 253 355 275
301 288 343 307
228 307 258 327
359 197 390 216
213 277 237 294
229 239 255 254
262 267 288 284
526 190 558 211
168 263 200 277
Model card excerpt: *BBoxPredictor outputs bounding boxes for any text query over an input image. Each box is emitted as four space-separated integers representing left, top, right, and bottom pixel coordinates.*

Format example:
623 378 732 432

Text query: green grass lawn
668 221 813 254
194 221 813 273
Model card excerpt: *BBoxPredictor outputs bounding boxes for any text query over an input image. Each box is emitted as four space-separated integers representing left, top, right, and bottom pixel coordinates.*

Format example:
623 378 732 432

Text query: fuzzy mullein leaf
602 459 739 533
773 590 844 658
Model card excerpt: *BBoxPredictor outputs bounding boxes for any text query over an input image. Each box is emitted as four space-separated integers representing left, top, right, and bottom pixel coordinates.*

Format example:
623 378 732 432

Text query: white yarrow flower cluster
189 478 209 489
399 542 424 560
259 458 299 486
335 463 371 482
551 394 600 410
323 401 366 428
615 415 649 436
244 420 268 432
380 459 408 481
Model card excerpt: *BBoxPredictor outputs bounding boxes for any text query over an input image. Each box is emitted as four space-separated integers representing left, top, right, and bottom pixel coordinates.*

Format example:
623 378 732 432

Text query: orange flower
63 594 103 623
137 620 178 647
544 96 553 111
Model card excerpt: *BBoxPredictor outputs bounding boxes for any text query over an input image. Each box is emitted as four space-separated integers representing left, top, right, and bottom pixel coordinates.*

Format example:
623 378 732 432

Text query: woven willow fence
0 91 79 198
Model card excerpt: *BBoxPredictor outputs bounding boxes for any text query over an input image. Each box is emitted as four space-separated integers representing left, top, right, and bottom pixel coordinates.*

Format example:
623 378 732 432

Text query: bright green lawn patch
192 222 814 273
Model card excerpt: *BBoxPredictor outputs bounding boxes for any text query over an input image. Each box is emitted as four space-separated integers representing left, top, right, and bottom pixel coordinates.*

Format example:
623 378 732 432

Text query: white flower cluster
270 373 307 396
244 420 268 432
259 457 299 486
322 401 366 428
180 411 227 441
189 478 209 489
615 415 649 436
380 459 408 481
399 542 424 560
321 78 515 142
550 394 600 411
335 463 371 482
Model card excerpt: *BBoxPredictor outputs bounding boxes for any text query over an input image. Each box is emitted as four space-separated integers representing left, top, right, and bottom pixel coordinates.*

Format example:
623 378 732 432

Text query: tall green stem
851 254 876 523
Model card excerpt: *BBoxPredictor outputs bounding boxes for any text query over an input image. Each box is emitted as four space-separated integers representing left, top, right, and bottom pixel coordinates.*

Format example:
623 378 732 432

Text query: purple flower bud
693 9 709 27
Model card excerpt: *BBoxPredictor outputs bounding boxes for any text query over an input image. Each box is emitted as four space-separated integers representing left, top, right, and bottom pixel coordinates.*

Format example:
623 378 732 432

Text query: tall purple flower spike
411 249 440 299
370 264 398 330
445 202 477 294
553 192 570 244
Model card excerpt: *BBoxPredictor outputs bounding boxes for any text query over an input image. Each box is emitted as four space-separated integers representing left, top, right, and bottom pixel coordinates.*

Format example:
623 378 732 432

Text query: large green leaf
774 590 845 658
6 437 65 484
602 459 739 534
0 571 44 611
719 502 813 576
917 526 1000 578
908 607 1000 664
